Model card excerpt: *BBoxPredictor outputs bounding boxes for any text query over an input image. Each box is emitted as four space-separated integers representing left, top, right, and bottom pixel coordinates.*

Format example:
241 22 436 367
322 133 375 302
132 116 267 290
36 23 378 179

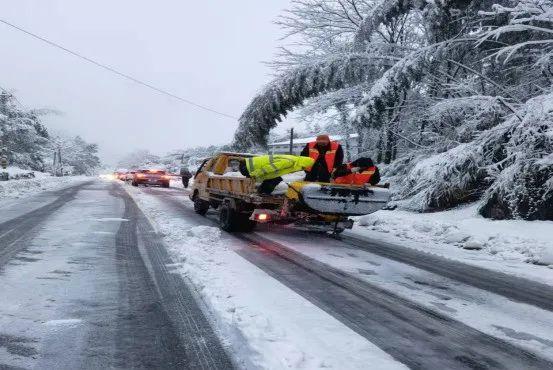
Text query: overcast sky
0 0 296 164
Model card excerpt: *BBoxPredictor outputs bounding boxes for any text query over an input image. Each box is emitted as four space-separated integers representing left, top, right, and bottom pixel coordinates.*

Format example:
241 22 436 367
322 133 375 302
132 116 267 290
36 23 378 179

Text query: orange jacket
305 141 340 173
334 163 378 185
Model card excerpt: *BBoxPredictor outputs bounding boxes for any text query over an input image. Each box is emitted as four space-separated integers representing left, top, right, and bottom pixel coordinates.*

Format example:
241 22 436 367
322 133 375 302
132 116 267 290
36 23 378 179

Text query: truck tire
219 203 256 232
162 182 170 188
132 181 138 187
193 194 209 216
219 202 237 232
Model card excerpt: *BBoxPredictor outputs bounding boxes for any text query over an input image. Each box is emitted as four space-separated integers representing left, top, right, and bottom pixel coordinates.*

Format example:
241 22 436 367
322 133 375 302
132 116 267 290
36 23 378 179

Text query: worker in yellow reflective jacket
239 154 315 194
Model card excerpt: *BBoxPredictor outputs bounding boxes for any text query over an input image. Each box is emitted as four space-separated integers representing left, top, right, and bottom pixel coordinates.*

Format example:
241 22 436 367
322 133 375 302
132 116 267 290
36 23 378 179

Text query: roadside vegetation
0 90 100 175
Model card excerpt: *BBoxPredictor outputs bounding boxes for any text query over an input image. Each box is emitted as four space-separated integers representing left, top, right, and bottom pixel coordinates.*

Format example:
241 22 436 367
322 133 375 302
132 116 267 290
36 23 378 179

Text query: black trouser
304 160 332 182
304 170 331 182
258 177 283 195
182 177 190 188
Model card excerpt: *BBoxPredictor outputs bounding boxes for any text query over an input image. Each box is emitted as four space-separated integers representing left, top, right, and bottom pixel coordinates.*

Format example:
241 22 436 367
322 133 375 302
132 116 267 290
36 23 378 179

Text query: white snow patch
94 218 129 222
44 319 83 327
0 169 89 201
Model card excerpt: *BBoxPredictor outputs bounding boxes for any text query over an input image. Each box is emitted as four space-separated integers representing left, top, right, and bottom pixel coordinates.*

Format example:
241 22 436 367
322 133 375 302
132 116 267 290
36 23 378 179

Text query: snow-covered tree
0 91 49 170
236 0 553 220
47 134 101 175
0 89 100 175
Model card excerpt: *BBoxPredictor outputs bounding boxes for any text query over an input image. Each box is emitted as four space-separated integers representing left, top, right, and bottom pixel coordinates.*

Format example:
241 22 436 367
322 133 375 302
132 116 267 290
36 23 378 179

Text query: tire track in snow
142 187 553 370
111 185 233 370
340 233 553 312
236 233 551 370
0 182 91 269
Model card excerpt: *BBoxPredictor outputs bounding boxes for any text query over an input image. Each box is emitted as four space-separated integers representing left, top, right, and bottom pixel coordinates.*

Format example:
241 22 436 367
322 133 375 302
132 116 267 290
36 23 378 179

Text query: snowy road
3 179 553 369
0 180 231 369
131 184 553 369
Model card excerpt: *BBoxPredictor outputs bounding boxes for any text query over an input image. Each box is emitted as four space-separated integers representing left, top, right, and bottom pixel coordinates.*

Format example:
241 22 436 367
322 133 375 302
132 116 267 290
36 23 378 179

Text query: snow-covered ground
0 167 89 201
349 203 553 285
123 184 406 370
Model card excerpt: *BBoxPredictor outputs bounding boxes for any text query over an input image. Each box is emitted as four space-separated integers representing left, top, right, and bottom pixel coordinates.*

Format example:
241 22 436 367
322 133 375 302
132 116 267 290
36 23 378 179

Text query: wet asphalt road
0 181 232 369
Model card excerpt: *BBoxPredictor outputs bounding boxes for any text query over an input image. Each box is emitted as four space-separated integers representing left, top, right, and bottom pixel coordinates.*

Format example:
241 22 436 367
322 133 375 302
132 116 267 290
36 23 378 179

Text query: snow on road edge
0 171 90 202
123 184 407 370
350 203 553 284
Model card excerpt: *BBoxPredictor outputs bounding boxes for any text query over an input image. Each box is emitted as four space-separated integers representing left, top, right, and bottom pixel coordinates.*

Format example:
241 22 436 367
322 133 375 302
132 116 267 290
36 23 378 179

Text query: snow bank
4 166 36 178
353 203 553 271
0 169 88 201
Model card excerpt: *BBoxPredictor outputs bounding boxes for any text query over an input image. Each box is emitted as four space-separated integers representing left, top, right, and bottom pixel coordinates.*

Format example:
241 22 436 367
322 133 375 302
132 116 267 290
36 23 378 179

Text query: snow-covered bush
479 94 553 220
394 144 491 211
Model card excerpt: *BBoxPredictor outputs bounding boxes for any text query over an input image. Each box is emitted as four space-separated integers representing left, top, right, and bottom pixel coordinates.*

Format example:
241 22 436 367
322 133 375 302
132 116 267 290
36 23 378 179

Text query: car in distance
131 169 171 188
114 171 127 181
125 171 136 182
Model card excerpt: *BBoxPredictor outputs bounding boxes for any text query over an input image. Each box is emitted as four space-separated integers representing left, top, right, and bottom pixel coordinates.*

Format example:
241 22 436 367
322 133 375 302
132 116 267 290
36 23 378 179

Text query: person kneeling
332 157 380 186
239 155 315 194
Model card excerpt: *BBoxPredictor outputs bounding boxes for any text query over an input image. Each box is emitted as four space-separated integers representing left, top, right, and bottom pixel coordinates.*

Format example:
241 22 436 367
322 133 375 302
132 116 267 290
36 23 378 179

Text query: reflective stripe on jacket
305 141 339 173
245 155 315 181
334 163 377 185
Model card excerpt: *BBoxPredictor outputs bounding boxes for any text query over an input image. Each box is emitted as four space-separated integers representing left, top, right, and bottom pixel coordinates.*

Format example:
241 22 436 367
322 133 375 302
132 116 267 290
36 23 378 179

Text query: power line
0 18 238 120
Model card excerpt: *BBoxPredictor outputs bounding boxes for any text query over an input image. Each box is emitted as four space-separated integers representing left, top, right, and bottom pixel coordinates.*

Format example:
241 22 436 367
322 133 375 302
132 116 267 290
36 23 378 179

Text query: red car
114 171 127 181
131 169 171 188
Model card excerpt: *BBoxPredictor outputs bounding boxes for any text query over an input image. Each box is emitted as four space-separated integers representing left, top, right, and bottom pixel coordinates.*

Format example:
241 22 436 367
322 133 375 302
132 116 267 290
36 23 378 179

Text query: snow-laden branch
235 53 390 149
353 0 415 50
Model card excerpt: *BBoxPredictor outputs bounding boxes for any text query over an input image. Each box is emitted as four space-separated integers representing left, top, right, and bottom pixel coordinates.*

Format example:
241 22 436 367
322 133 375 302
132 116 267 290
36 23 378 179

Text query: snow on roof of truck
216 152 255 157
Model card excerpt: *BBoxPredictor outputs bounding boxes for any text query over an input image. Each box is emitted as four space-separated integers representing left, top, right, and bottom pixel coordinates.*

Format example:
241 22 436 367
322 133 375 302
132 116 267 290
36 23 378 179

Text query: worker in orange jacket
300 134 344 182
332 157 380 186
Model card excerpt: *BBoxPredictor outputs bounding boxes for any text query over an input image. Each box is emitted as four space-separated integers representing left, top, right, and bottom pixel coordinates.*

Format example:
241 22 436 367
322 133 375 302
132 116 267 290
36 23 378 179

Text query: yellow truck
190 152 390 233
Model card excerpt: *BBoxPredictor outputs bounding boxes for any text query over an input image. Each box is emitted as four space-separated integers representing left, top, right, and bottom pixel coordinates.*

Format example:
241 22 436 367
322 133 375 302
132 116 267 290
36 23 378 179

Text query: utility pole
0 145 8 181
52 145 63 176
58 147 63 176
289 128 294 154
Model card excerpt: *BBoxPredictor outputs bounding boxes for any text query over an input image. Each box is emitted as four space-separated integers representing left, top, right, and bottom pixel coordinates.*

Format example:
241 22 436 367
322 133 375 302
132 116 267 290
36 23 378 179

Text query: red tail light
255 213 270 221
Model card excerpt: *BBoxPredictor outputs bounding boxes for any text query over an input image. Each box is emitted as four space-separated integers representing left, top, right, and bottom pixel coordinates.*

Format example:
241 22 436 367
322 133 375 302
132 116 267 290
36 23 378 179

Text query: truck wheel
132 181 138 187
219 203 256 232
219 203 237 232
193 195 209 216
162 182 170 188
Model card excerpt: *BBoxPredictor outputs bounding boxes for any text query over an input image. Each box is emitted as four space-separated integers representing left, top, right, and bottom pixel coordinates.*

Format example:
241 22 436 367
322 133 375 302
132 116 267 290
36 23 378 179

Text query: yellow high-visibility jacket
245 155 315 181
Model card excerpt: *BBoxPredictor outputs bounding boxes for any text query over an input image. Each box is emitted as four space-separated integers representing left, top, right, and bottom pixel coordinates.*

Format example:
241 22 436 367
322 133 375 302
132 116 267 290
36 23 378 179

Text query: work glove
350 167 361 174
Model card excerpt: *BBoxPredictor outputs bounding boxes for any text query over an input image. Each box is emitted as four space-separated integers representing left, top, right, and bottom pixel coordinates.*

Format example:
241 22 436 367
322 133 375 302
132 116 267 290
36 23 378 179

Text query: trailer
189 152 390 233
